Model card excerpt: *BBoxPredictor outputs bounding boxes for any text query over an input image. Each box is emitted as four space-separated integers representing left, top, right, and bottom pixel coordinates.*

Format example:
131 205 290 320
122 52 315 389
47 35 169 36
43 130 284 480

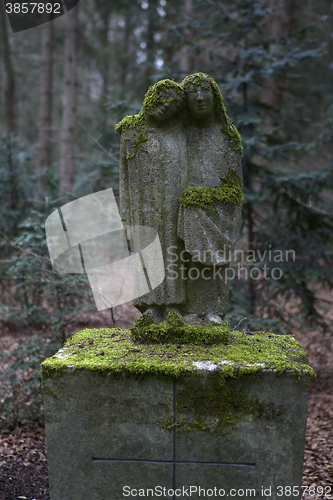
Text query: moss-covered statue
177 73 243 324
116 80 188 321
116 73 243 325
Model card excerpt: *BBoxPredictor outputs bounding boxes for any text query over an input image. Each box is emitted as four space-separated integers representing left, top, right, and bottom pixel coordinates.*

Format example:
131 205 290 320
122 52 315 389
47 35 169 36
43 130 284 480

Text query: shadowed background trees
0 0 332 328
0 0 332 427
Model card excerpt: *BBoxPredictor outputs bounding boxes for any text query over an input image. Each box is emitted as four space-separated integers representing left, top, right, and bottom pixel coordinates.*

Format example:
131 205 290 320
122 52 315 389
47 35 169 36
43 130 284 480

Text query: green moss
130 310 230 345
115 75 242 158
155 418 175 430
176 372 284 435
179 169 244 211
115 112 148 159
41 325 314 385
41 323 314 437
115 79 184 159
142 79 183 115
185 420 212 432
181 72 242 152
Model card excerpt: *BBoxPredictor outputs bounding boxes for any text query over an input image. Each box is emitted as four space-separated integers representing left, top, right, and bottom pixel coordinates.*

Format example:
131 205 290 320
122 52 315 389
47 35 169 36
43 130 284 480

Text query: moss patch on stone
179 169 244 211
181 72 242 152
130 310 230 345
175 372 285 435
116 74 242 158
115 79 184 159
142 79 184 115
115 112 148 159
41 326 314 384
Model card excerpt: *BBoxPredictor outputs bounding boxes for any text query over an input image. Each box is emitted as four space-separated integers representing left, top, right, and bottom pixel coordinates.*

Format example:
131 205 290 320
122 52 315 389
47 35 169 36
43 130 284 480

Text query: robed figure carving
117 74 243 324
117 80 188 322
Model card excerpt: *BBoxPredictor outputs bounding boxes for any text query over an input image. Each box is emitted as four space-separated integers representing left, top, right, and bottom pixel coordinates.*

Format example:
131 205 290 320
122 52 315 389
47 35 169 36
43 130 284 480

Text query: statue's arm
223 136 243 180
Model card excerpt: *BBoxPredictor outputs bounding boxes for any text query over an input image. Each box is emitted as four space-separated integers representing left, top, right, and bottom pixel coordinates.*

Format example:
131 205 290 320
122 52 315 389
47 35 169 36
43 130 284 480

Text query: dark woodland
0 0 333 497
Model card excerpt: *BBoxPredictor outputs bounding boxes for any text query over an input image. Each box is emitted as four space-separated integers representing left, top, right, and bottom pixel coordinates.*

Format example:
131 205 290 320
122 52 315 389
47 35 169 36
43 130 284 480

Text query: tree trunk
119 12 132 92
179 0 193 78
160 0 180 73
102 14 109 99
242 81 256 316
0 0 17 135
261 0 295 108
267 0 295 38
145 0 159 90
60 5 79 201
99 11 111 136
37 20 53 194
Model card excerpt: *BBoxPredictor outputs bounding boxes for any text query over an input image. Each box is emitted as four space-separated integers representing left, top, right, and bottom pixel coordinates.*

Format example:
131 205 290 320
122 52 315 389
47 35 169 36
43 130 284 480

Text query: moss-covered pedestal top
41 317 314 381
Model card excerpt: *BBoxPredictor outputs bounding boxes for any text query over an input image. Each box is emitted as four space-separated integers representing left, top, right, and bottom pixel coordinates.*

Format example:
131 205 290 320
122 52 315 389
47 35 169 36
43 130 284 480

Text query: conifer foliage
167 0 333 331
0 0 332 428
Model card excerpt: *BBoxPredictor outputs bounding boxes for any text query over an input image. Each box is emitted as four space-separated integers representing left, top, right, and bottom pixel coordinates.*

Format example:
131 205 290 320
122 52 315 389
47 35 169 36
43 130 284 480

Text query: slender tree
179 0 193 77
164 0 333 330
59 5 79 200
145 0 160 90
37 20 53 194
0 0 17 135
261 0 296 108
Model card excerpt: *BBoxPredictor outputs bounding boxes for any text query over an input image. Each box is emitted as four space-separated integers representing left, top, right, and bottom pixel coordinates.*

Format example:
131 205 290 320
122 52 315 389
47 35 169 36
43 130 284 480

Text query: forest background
0 0 333 429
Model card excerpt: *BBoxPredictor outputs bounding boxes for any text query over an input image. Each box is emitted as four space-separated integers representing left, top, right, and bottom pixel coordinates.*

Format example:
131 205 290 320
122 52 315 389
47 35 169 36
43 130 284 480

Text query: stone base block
43 374 310 499
42 328 313 500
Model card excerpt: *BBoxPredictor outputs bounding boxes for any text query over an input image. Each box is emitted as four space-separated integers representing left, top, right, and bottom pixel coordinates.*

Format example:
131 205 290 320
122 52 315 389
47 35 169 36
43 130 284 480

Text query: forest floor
0 302 332 500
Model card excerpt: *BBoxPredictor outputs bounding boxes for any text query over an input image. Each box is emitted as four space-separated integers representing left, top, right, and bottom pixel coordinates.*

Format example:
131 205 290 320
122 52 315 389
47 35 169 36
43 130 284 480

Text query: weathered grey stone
117 74 243 324
43 330 312 500
175 371 310 499
44 71 313 500
44 373 174 500
118 80 187 320
178 74 243 322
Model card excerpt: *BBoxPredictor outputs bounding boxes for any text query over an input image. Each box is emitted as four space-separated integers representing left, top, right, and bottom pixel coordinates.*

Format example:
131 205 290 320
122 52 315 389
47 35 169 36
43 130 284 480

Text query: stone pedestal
41 328 313 500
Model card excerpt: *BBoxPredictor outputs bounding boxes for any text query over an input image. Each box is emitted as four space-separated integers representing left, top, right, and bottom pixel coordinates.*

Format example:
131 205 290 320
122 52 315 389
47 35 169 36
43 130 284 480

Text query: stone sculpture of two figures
116 73 243 326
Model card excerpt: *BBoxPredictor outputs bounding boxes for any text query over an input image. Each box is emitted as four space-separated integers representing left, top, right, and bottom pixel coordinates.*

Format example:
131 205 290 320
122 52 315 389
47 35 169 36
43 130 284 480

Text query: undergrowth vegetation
1 0 333 430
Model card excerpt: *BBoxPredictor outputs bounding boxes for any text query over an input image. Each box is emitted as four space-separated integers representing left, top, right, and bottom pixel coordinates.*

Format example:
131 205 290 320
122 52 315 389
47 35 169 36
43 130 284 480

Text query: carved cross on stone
91 382 257 498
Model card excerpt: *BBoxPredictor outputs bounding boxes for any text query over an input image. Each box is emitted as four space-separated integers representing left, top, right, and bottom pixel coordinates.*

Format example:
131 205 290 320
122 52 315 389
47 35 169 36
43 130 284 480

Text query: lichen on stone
115 79 184 159
115 112 148 159
115 74 242 158
181 72 242 152
41 326 314 383
142 79 184 115
175 372 284 435
130 310 230 345
41 325 314 438
42 385 59 399
179 169 244 211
